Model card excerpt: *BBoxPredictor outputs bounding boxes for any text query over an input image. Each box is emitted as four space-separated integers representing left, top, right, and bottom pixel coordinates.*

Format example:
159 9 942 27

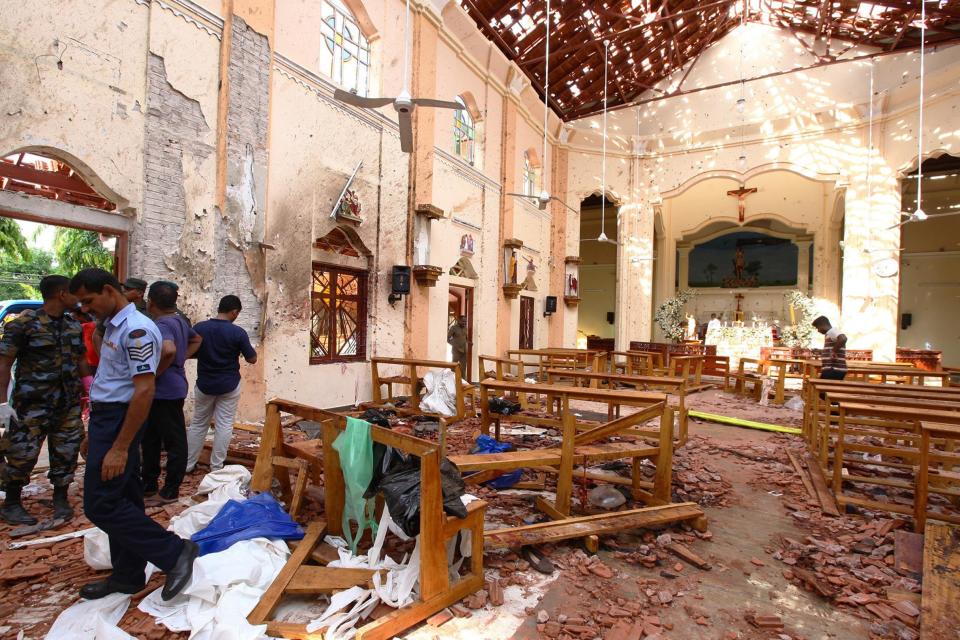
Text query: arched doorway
897 153 960 364
0 150 129 292
577 193 618 348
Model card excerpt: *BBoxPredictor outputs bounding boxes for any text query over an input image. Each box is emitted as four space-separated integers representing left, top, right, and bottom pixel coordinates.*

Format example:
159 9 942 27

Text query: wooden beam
484 502 704 548
921 523 960 637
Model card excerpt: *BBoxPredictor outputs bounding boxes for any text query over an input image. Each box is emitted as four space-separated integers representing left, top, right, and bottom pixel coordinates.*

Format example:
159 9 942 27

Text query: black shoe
0 502 38 526
79 578 145 600
161 539 198 601
52 485 74 521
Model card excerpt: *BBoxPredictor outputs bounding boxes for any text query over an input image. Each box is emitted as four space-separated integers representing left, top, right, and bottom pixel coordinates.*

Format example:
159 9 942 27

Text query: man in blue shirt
185 295 257 473
69 269 197 601
141 282 201 504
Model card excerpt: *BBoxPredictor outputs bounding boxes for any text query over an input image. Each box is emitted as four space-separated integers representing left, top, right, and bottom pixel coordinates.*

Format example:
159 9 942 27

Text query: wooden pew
543 369 690 444
916 422 960 530
610 350 657 376
723 357 765 400
832 402 960 529
368 357 473 422
249 399 486 640
451 381 706 548
802 378 960 454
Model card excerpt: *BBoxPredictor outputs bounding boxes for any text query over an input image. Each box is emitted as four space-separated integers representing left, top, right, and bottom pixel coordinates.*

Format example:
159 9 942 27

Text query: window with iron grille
310 263 367 364
453 97 475 165
320 0 370 97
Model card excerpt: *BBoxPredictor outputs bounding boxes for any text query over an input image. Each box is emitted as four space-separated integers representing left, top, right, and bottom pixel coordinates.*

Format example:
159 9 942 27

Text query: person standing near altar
707 314 721 332
812 316 847 380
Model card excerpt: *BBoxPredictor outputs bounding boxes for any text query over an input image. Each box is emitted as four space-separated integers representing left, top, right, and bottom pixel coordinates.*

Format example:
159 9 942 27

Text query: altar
705 324 774 368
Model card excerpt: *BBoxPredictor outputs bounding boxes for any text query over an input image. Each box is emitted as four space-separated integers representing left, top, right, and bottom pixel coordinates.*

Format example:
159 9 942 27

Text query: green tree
0 218 29 261
0 248 53 300
53 228 113 275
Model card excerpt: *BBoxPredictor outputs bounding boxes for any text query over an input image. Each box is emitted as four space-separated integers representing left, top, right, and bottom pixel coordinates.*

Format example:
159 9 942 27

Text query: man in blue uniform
69 268 197 601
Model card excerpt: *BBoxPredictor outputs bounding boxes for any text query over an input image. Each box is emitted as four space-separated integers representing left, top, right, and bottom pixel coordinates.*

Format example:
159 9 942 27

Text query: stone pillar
677 244 692 291
795 236 813 293
404 7 440 359
840 171 900 361
548 146 569 347
496 97 520 357
615 156 656 348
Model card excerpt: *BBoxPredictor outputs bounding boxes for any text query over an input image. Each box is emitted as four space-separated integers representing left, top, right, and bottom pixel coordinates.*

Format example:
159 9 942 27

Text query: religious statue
732 247 746 281
567 274 578 296
685 314 697 341
509 252 518 284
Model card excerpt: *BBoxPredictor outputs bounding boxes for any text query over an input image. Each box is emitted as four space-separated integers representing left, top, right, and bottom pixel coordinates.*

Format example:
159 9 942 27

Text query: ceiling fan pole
542 0 551 193
403 0 411 94
600 39 609 240
916 0 926 216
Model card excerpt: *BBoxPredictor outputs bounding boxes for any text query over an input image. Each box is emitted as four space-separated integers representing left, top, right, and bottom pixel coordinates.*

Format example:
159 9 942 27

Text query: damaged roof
457 0 960 121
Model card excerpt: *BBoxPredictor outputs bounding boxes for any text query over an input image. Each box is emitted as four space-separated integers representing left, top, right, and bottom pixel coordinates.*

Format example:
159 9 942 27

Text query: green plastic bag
332 417 377 553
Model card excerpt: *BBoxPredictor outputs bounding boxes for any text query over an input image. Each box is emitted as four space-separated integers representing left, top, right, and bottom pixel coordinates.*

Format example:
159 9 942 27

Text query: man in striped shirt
812 316 847 380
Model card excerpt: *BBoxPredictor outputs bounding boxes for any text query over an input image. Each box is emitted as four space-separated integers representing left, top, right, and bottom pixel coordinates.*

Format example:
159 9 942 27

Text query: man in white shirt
707 313 722 332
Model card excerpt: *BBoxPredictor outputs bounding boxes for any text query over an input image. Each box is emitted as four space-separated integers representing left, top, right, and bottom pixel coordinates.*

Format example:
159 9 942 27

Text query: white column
796 237 813 293
840 173 900 361
677 244 692 291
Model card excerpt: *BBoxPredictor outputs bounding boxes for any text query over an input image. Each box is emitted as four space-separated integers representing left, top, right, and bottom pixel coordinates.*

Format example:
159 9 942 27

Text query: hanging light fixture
735 6 747 171
596 39 616 245
891 2 938 229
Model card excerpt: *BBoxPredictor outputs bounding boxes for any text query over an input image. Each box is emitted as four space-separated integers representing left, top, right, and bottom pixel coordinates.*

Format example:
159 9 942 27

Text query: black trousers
820 369 847 381
141 398 187 498
84 402 183 586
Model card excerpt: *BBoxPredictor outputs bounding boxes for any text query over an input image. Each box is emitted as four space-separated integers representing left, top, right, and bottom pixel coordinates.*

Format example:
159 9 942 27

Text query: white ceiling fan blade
551 197 580 215
333 90 394 109
411 98 462 110
398 111 413 153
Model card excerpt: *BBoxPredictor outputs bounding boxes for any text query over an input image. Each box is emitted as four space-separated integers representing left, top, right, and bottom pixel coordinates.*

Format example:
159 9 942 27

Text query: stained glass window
453 97 475 165
310 263 367 363
320 0 370 97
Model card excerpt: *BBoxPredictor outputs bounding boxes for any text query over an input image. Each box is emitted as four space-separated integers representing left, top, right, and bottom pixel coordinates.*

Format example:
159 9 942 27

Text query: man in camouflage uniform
0 275 93 524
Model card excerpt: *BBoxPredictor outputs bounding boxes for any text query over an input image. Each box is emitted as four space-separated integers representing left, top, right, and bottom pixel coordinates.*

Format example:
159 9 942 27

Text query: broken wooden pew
248 399 487 640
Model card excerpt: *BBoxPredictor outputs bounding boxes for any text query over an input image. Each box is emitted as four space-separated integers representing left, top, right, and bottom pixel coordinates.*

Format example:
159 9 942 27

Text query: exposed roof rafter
458 0 960 121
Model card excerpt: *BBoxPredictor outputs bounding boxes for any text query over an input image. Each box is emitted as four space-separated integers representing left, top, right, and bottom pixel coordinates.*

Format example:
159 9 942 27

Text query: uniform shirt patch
127 341 155 362
128 329 147 339
136 363 151 372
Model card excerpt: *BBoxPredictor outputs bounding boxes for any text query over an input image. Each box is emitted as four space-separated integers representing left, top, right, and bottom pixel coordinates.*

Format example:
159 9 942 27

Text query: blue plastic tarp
190 492 304 555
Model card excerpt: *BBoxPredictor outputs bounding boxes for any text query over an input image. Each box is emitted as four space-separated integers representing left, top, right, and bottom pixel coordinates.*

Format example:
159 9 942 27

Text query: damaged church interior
2 0 960 638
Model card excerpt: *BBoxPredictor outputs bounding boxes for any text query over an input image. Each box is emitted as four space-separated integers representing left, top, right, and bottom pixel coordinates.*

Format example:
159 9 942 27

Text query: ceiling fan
504 0 578 215
333 0 461 153
589 40 617 245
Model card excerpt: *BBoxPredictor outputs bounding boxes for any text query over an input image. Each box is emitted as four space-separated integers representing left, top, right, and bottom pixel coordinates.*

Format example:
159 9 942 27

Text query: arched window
522 150 538 197
453 97 476 165
320 0 370 97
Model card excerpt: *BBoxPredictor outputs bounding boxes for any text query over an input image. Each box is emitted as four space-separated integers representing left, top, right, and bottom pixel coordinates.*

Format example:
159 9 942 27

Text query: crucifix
734 292 745 323
727 184 758 223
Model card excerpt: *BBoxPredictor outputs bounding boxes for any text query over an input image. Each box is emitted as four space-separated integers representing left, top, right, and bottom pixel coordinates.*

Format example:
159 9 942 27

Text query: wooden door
448 286 474 381
519 296 534 349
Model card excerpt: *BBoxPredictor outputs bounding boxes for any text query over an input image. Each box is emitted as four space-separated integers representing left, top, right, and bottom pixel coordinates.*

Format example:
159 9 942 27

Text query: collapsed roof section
457 0 960 121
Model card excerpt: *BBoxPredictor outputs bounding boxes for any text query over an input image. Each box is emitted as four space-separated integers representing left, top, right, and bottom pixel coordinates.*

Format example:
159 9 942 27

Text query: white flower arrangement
780 290 817 348
655 290 696 342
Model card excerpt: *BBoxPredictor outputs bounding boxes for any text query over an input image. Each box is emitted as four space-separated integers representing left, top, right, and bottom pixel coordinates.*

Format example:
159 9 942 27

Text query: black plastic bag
488 396 521 415
378 456 467 537
361 408 392 428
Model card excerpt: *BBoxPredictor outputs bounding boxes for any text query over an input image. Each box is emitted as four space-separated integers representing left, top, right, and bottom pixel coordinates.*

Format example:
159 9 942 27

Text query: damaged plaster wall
0 0 149 211
136 53 215 290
